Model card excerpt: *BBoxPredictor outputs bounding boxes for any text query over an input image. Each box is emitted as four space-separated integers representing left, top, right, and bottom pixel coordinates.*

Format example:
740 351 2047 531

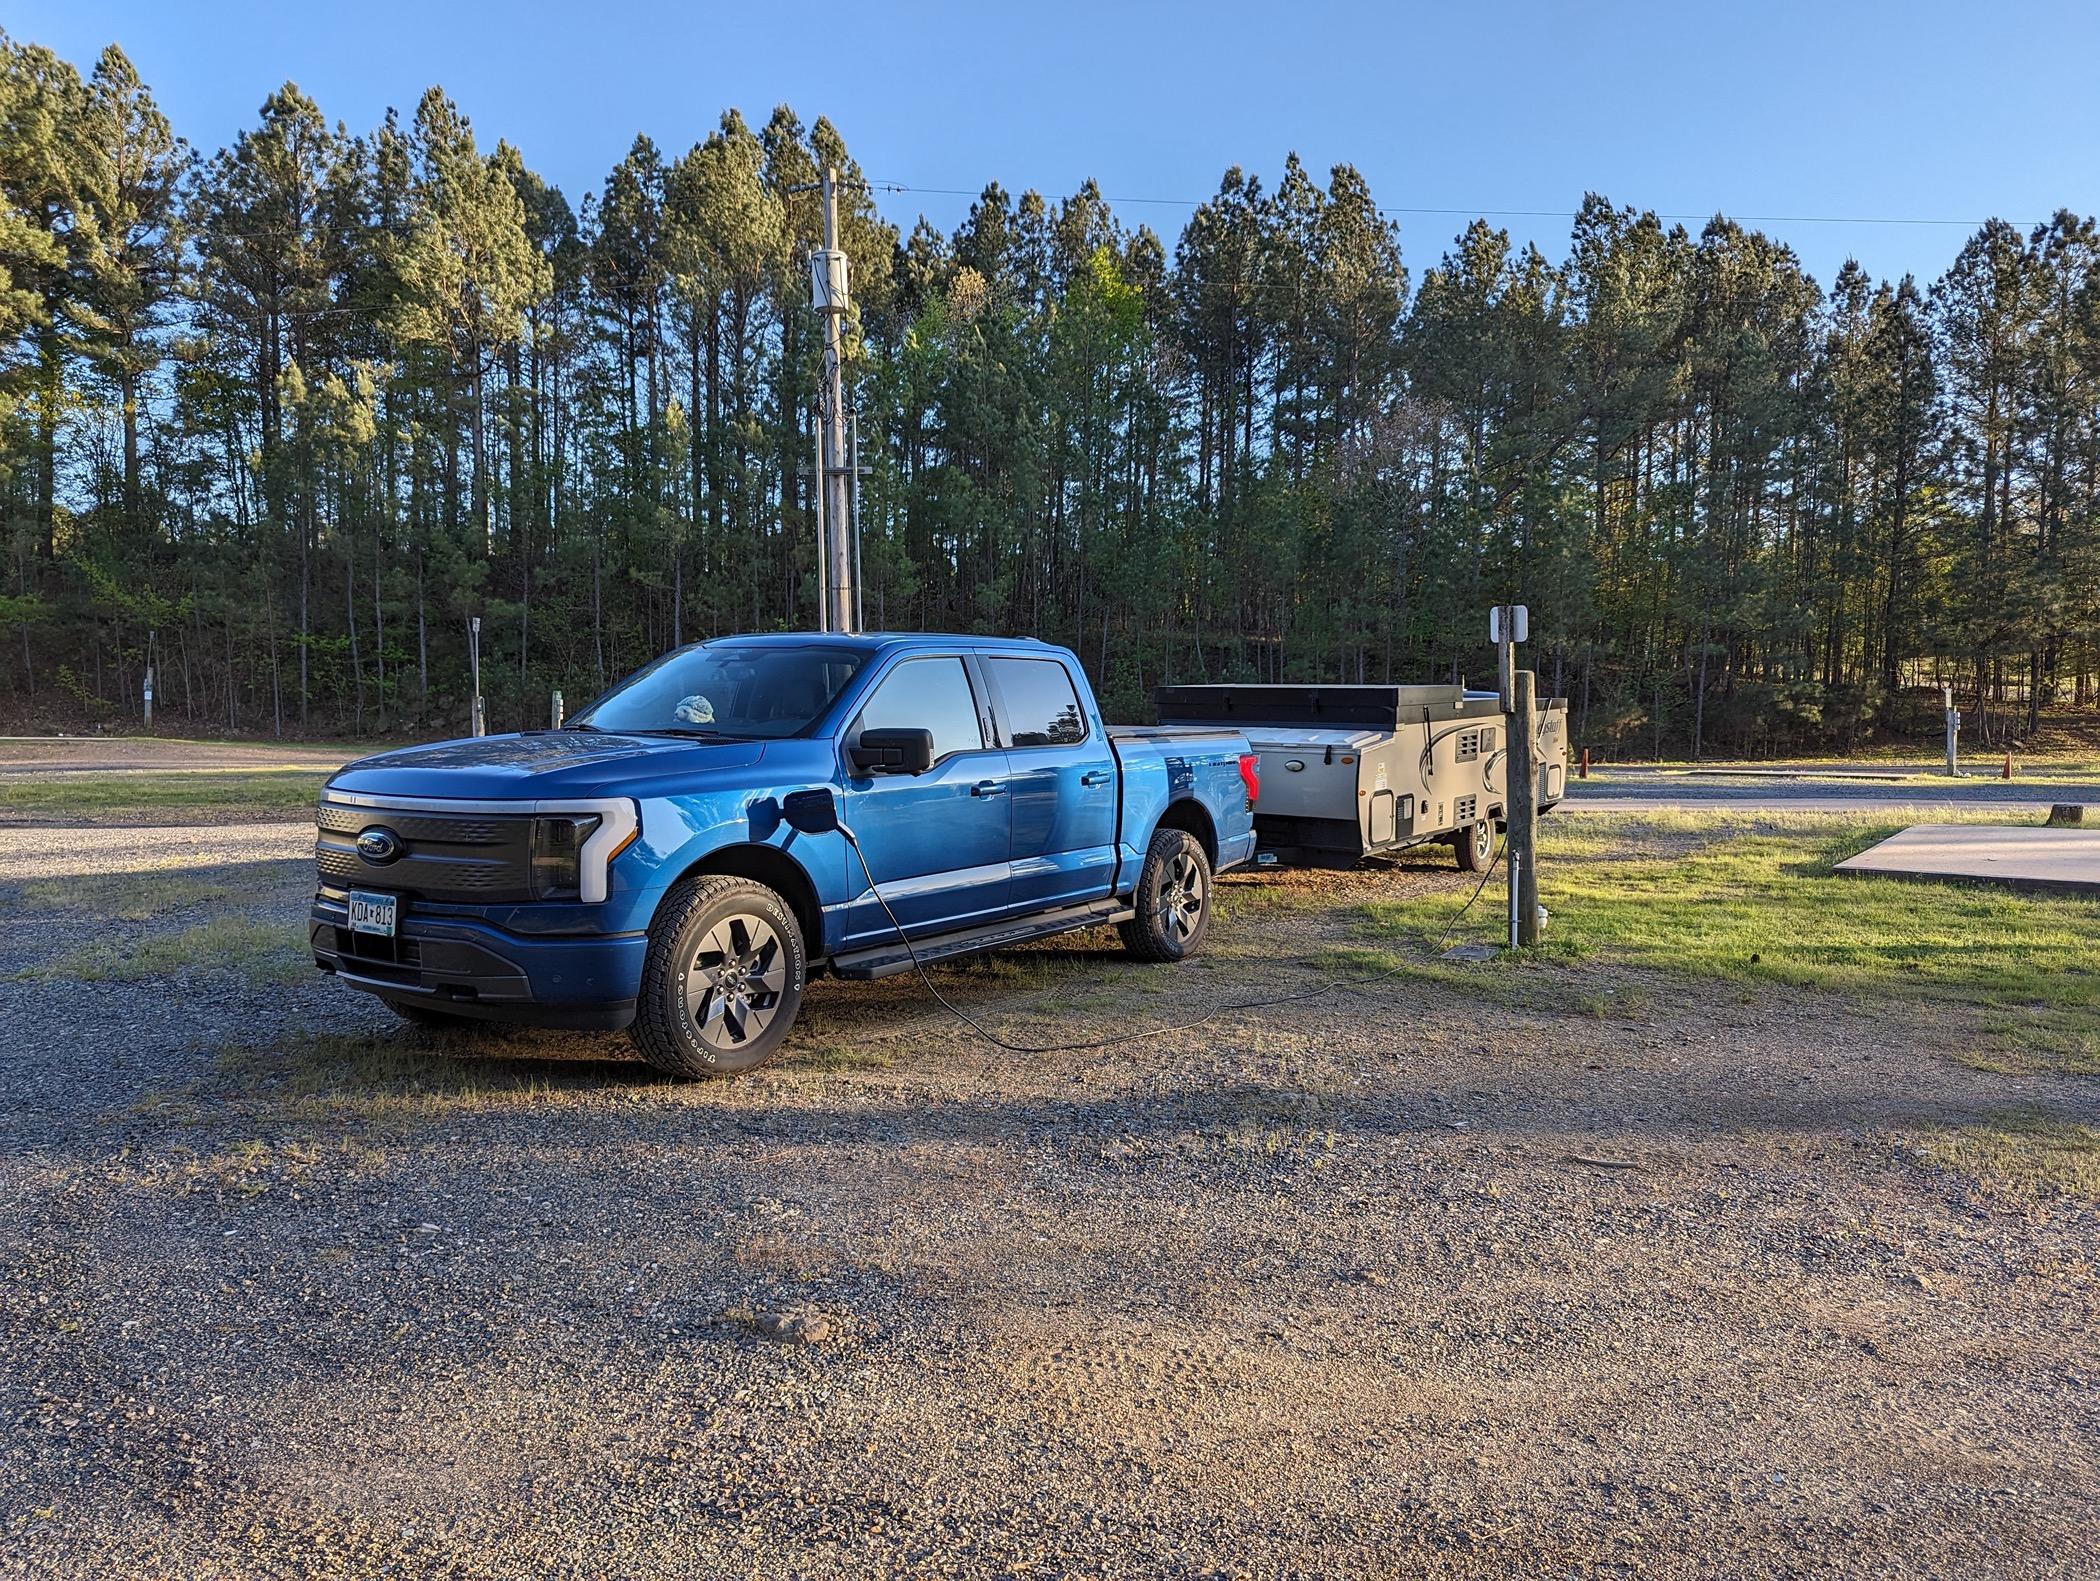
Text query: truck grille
315 794 535 904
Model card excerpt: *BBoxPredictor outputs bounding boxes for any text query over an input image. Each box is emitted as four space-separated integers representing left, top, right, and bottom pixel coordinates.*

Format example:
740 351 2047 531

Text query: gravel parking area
1 814 2097 1578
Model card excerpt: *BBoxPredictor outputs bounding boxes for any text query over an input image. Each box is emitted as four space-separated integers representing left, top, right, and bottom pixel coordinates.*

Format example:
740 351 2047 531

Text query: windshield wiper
627 726 748 740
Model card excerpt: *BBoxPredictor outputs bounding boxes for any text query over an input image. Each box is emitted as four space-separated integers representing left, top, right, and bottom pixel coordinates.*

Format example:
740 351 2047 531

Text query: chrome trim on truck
318 791 639 905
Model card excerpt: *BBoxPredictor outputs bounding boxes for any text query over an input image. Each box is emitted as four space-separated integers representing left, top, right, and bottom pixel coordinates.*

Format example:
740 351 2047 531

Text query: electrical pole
1510 668 1540 947
813 166 855 633
468 616 484 737
1492 605 1539 948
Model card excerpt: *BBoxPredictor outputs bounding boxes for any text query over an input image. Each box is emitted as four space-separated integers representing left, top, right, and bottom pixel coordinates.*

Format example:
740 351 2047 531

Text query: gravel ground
1 819 2097 1579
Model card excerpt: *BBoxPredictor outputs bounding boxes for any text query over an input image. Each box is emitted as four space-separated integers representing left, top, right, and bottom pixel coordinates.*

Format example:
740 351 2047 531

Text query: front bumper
309 892 647 1030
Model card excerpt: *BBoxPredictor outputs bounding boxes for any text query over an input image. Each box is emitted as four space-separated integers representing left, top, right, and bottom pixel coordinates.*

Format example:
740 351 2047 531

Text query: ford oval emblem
356 826 403 864
1284 759 1307 772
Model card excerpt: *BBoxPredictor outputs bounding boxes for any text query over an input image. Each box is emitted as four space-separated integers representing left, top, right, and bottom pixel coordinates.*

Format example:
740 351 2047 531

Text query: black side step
830 897 1136 981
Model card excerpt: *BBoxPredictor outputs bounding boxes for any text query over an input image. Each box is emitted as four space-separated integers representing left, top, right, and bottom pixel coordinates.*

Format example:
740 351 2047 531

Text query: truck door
984 654 1118 912
839 655 1013 945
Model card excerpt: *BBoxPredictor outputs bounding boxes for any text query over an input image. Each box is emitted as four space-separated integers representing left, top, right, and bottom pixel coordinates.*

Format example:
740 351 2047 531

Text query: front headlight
525 799 639 904
529 814 603 900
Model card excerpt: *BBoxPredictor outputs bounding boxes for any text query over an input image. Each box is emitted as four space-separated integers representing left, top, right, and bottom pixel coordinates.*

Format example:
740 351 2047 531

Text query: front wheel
1454 819 1497 873
631 875 806 1078
1119 827 1213 962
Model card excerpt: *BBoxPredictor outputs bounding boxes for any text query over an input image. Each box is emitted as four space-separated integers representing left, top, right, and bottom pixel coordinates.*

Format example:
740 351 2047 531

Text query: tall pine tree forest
6 33 2099 754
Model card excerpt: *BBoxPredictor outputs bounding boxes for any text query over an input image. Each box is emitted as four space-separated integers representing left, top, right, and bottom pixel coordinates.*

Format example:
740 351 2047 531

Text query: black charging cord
836 820 1507 1055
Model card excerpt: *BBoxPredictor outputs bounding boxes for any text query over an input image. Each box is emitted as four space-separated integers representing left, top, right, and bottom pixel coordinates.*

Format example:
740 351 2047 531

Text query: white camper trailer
1154 683 1568 870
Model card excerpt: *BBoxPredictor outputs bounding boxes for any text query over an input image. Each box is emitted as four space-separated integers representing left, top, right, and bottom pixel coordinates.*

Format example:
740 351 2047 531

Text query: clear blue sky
17 0 2099 290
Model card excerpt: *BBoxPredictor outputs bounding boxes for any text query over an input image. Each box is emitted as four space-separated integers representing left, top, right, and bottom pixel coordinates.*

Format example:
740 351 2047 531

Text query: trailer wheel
1454 819 1497 873
1119 827 1213 962
631 874 806 1078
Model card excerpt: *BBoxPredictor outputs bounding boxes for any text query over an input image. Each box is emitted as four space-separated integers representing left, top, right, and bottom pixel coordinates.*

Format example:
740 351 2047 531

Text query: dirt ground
0 798 2096 1577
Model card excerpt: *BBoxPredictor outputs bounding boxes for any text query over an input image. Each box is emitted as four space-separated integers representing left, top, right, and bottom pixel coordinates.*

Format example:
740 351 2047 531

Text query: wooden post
1510 669 1540 947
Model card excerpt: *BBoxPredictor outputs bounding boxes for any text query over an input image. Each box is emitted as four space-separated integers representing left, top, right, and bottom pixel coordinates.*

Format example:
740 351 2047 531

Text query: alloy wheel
685 912 787 1053
1158 850 1207 943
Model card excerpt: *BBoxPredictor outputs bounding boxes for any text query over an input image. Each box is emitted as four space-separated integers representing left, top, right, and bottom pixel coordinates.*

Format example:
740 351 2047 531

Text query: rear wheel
631 875 806 1078
1119 827 1213 962
1454 818 1497 873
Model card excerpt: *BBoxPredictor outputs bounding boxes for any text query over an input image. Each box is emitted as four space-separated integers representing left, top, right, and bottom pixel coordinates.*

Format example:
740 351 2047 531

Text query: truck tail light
529 814 603 900
1238 752 1261 808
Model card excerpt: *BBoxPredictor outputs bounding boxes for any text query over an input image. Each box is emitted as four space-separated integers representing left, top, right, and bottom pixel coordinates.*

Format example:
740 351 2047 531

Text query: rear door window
988 658 1088 748
855 657 985 763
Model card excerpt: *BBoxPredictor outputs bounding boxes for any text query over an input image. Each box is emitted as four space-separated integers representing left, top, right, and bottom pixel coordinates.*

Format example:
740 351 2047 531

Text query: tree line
5 31 2097 752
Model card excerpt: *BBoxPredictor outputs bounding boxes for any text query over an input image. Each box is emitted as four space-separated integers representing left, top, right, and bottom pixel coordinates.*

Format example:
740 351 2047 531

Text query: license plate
347 890 398 938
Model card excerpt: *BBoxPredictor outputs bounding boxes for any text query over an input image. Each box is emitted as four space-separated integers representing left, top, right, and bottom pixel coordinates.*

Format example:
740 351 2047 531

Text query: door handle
1078 770 1112 786
971 780 1007 797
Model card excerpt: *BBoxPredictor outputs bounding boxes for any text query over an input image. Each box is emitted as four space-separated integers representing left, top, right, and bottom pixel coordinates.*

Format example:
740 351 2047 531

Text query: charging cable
836 819 1507 1055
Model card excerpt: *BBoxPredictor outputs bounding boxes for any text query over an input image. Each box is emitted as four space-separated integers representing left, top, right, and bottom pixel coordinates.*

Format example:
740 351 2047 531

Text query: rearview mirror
850 726 934 776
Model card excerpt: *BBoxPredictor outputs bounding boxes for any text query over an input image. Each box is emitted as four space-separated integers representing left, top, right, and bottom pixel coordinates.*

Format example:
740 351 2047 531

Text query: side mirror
850 726 934 776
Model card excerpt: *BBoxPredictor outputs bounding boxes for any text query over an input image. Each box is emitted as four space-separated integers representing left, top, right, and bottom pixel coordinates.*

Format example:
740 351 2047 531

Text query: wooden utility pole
1509 668 1540 947
814 167 854 633
468 615 484 737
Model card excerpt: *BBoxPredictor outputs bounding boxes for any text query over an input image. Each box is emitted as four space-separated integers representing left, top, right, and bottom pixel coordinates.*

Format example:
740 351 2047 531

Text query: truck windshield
571 643 867 739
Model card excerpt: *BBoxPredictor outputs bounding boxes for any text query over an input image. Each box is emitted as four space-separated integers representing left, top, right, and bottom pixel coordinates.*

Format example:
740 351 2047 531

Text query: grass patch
11 867 234 920
27 915 307 985
788 1041 896 1073
0 769 326 819
1910 1110 2100 1200
1358 811 2100 1066
214 1028 660 1120
132 1136 384 1197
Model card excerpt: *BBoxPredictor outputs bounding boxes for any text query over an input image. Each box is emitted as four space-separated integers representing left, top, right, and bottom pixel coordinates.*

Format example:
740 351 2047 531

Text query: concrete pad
1834 823 2100 894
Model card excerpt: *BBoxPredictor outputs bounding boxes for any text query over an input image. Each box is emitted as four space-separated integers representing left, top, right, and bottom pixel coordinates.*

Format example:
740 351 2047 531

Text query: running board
830 898 1136 981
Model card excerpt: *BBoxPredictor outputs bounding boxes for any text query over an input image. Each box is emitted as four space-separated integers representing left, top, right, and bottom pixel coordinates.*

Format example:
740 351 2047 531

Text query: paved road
1563 770 2100 816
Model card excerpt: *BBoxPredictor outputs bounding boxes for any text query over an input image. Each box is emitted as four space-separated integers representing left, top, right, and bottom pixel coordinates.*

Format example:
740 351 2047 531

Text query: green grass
27 915 308 985
0 769 326 819
1911 1109 2100 1200
786 1041 896 1073
1358 810 2100 1067
211 1028 664 1120
11 866 235 920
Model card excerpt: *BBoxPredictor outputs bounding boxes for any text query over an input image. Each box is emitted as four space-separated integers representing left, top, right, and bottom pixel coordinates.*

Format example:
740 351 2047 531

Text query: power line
866 179 2044 231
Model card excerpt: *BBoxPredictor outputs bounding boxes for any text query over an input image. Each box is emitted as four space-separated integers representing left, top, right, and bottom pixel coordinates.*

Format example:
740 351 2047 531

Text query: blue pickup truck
311 634 1260 1076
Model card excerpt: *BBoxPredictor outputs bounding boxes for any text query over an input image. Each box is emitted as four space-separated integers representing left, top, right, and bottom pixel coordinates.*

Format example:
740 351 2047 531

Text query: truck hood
326 730 770 802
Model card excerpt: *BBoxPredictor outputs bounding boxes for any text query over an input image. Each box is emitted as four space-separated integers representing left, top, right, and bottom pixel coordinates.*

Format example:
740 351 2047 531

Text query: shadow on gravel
191 1020 2100 1166
208 1028 671 1117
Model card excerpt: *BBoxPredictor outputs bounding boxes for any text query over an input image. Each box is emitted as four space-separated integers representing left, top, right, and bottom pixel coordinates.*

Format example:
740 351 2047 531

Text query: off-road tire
630 874 806 1078
1454 818 1497 873
1118 826 1213 962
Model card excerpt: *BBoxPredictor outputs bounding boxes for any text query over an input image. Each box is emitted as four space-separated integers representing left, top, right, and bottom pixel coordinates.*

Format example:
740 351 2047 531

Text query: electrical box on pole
1490 603 1527 712
809 247 849 312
